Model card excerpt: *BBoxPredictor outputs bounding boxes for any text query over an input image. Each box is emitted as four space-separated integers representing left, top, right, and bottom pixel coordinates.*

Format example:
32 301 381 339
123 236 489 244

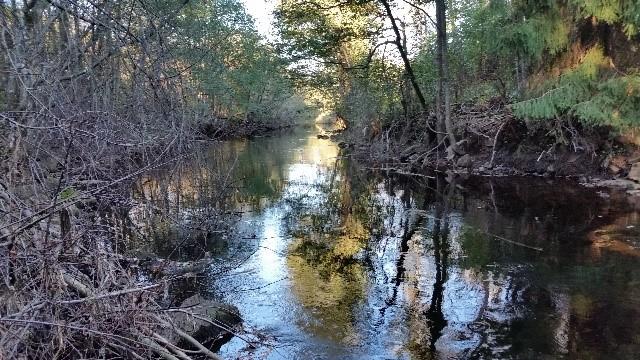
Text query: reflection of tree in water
286 168 640 359
398 176 455 359
129 128 640 359
284 156 381 345
425 185 451 351
130 146 237 259
378 183 426 318
421 178 454 355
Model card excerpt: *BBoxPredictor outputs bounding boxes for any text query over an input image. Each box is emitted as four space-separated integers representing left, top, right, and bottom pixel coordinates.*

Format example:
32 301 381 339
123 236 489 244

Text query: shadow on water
131 125 640 359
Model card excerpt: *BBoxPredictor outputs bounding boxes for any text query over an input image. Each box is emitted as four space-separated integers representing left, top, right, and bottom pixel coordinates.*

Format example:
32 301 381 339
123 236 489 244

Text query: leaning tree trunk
380 0 427 111
379 0 435 145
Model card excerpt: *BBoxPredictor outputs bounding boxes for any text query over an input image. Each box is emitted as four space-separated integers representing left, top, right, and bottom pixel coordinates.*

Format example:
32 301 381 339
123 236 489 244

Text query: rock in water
628 162 640 182
169 294 242 351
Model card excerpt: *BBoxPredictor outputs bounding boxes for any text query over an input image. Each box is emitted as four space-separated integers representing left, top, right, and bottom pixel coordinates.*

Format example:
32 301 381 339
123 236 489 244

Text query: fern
511 47 640 131
574 73 640 128
621 1 640 37
571 0 621 23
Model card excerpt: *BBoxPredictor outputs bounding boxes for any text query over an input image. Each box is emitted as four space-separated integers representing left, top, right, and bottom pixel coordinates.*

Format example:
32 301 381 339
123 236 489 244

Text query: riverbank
335 100 640 193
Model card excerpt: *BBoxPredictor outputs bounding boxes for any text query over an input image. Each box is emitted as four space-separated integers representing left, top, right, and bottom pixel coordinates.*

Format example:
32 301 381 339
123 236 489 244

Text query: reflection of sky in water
254 146 335 282
283 163 327 206
215 130 347 358
255 212 285 283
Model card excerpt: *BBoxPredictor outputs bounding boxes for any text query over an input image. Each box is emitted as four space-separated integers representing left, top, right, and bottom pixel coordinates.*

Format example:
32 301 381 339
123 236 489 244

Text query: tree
379 0 428 112
435 0 456 147
275 0 405 125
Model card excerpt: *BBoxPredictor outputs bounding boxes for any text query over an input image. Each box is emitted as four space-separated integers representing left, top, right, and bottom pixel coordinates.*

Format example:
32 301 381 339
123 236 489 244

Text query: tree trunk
435 0 456 148
515 52 528 96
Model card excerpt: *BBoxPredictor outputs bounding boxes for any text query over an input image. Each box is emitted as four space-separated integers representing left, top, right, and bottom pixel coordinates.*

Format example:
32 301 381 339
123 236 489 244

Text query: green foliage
273 0 640 134
274 0 405 126
275 0 379 64
512 14 569 58
574 73 640 128
572 0 622 23
621 1 640 36
167 0 298 121
339 60 404 125
413 38 438 101
512 47 640 129
512 48 605 119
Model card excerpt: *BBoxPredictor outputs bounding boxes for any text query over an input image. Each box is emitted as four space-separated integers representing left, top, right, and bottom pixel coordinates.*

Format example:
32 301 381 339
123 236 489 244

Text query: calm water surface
134 126 640 359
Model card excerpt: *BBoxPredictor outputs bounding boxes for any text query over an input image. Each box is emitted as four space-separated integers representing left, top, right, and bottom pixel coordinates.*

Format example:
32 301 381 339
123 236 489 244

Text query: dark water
134 126 640 359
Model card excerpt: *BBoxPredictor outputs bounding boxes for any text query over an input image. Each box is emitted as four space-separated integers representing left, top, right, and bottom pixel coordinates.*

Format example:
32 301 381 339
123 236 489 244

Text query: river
133 125 640 359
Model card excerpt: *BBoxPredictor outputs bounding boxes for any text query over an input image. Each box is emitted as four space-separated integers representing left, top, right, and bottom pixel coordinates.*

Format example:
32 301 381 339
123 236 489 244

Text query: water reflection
133 126 640 359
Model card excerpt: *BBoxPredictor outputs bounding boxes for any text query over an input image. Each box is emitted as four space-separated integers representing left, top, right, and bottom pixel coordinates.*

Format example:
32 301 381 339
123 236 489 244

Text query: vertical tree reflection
425 177 454 352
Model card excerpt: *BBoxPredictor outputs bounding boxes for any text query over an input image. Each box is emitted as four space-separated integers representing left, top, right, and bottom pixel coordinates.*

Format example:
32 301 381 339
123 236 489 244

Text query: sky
242 0 276 39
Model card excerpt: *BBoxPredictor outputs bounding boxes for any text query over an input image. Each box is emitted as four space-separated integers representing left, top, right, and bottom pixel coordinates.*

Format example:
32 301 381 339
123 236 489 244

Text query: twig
154 315 222 360
487 232 543 252
58 283 160 305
